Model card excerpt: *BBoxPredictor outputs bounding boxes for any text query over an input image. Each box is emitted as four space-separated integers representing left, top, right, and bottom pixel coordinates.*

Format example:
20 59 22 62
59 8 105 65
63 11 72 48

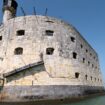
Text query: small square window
46 48 54 55
14 47 23 55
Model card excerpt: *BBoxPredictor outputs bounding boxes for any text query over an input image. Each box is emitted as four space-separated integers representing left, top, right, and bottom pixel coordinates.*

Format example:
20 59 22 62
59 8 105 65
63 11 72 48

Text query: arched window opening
14 47 23 55
46 48 54 55
73 52 77 59
75 72 80 79
17 30 25 36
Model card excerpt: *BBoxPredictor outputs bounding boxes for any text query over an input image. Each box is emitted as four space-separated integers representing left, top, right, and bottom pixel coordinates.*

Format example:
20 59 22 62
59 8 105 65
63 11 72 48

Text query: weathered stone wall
0 15 103 87
0 85 104 102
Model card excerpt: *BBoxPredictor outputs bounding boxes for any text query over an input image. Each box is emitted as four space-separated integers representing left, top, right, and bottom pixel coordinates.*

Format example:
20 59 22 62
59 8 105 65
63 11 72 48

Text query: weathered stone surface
0 15 103 87
0 85 104 102
0 0 104 102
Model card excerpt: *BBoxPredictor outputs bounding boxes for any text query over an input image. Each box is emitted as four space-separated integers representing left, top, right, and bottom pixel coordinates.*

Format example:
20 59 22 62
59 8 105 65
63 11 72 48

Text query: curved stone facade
0 15 103 87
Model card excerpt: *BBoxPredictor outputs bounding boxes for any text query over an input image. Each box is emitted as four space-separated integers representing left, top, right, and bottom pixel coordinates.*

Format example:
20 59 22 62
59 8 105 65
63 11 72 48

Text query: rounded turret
2 0 18 23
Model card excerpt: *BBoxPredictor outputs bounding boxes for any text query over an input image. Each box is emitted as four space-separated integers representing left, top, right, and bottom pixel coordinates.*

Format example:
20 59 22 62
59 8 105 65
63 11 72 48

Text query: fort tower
2 0 18 23
0 0 104 102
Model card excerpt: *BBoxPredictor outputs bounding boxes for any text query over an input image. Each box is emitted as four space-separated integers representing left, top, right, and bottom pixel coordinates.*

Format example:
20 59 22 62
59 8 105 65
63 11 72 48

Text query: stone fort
0 0 104 102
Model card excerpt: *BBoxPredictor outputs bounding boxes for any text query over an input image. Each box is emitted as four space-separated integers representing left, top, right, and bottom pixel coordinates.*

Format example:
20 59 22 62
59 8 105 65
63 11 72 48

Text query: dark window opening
75 72 80 78
90 53 92 56
0 36 2 40
85 75 88 80
45 30 54 36
46 48 54 55
71 37 75 42
14 47 23 55
81 44 83 48
17 30 25 36
73 52 77 59
86 49 88 53
88 61 90 66
83 58 85 63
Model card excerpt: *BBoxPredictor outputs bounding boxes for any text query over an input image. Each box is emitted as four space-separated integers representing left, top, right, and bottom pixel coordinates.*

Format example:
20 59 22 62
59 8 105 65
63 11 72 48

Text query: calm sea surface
64 95 105 105
0 95 105 105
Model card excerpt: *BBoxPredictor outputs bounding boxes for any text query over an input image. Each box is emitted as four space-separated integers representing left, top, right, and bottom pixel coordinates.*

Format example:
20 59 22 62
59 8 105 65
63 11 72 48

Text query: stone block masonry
0 0 104 102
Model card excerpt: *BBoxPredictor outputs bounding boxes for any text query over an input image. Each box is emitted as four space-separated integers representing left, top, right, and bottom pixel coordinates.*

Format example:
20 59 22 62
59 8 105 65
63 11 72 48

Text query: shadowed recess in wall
0 78 4 92
3 61 45 83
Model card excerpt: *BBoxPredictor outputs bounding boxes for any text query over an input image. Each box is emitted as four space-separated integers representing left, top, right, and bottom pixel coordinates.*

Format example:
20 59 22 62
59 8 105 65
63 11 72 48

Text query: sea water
0 95 105 105
64 95 105 105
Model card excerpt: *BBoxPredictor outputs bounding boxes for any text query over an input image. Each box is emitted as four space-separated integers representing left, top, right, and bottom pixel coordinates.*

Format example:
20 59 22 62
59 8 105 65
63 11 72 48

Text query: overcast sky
0 0 105 83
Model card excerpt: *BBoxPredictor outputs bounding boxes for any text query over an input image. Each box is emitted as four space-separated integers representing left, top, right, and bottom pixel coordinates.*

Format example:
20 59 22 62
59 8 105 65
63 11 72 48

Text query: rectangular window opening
83 58 85 63
75 72 80 78
45 30 54 36
73 52 77 59
0 36 2 41
17 30 25 36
